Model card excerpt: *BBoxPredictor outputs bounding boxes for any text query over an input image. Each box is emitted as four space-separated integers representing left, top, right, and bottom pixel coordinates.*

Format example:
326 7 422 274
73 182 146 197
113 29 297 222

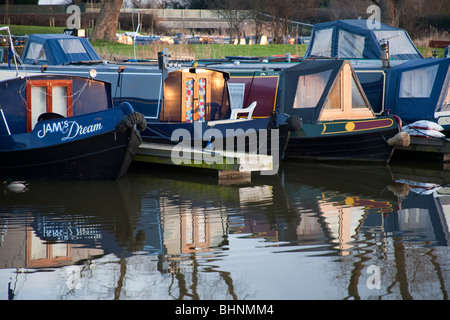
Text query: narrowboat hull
285 117 401 163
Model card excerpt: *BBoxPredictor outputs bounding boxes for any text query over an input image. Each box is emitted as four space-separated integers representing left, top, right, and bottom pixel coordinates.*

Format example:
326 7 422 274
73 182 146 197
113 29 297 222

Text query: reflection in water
0 161 449 300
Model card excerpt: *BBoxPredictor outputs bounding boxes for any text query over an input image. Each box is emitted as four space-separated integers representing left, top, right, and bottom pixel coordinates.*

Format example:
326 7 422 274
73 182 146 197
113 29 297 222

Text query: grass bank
90 40 446 61
92 40 307 61
88 40 446 61
7 25 66 35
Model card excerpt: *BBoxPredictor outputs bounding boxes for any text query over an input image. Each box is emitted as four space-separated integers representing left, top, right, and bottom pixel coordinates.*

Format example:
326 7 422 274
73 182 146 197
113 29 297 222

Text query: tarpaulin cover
385 58 450 123
278 60 344 123
21 34 101 65
304 20 423 60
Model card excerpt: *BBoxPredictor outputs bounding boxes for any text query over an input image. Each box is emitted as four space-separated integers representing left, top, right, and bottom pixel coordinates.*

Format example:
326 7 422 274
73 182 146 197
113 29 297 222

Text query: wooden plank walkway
394 136 450 162
134 142 274 174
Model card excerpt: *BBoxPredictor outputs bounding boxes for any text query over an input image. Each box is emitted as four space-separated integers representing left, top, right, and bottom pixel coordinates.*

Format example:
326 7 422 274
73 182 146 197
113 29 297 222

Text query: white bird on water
3 180 29 193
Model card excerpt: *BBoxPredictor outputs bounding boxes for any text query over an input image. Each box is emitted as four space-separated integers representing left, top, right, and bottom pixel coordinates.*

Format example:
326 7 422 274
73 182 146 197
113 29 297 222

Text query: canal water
0 160 449 301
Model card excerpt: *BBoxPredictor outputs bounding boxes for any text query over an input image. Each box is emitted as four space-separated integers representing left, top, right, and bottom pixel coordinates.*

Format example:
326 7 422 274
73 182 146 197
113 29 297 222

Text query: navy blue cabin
0 74 112 134
21 34 101 65
385 58 450 127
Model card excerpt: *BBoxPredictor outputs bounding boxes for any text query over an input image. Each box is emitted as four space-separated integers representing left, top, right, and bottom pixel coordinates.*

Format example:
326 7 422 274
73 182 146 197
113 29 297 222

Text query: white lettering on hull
37 120 103 141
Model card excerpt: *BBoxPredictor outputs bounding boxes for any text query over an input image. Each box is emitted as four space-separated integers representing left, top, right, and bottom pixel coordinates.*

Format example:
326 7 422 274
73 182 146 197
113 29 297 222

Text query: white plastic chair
230 101 257 120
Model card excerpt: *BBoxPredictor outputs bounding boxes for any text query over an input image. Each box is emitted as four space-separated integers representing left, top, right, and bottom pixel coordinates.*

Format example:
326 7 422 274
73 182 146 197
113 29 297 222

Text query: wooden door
181 72 211 122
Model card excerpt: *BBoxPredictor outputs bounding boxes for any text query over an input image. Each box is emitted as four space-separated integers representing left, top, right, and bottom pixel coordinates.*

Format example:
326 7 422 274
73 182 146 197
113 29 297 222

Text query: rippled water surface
1 160 449 300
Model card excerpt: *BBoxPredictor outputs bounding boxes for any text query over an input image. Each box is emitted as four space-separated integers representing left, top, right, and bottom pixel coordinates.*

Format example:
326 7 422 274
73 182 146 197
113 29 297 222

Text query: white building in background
38 0 67 4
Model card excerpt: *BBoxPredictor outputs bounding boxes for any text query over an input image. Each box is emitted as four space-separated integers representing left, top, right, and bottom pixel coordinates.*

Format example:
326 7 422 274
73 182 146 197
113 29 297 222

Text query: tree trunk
91 0 124 41
391 0 405 28
374 0 404 27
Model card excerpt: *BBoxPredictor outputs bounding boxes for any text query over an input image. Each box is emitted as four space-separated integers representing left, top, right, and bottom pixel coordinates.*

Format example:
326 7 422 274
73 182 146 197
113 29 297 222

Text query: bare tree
91 0 124 41
250 2 269 42
265 0 316 43
130 0 156 8
242 0 263 41
206 0 253 43
328 0 367 20
371 0 405 27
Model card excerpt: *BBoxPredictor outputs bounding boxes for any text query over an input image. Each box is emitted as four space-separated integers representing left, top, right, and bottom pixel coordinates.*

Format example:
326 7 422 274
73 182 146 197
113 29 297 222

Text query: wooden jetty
134 142 275 180
394 136 450 162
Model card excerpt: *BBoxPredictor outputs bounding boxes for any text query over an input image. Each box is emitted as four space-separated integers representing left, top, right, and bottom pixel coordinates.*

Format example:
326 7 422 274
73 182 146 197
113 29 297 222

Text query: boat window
324 75 342 110
293 69 332 109
26 80 73 132
228 83 246 110
310 28 333 57
437 65 450 112
440 86 450 112
209 72 230 120
338 30 365 58
25 42 47 61
319 63 375 121
30 86 47 129
374 30 419 59
58 39 87 54
444 88 450 108
52 86 68 116
399 64 438 98
351 75 368 108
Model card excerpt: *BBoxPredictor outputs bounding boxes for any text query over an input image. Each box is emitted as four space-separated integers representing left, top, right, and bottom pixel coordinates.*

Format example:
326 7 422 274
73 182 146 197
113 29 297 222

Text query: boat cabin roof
21 34 102 65
279 59 375 123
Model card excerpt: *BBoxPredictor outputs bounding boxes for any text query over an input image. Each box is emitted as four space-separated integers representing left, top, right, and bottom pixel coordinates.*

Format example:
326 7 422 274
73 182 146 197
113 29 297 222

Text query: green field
93 39 307 61
7 25 66 35
2 24 444 60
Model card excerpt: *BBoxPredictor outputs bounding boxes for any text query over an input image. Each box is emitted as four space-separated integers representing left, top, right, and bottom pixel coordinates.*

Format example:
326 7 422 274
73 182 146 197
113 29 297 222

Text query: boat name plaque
37 120 103 141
